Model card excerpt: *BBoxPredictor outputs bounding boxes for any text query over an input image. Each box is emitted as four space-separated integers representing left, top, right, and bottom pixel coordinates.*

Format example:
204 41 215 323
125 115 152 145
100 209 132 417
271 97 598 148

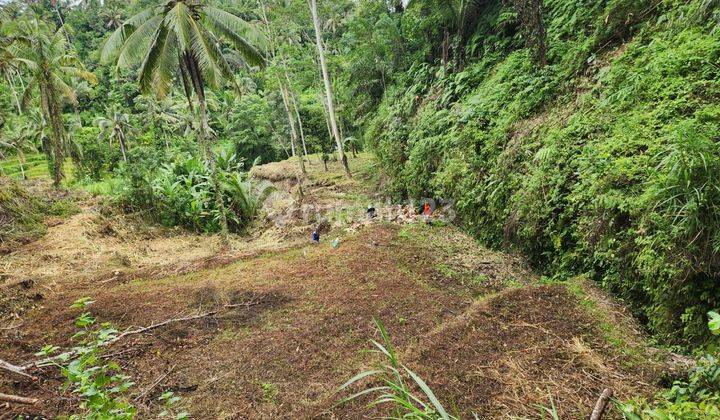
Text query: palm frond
51 74 77 104
12 57 39 72
137 22 173 96
188 19 235 89
166 2 194 54
20 78 37 111
116 15 164 70
101 7 156 63
203 6 266 67
59 66 98 84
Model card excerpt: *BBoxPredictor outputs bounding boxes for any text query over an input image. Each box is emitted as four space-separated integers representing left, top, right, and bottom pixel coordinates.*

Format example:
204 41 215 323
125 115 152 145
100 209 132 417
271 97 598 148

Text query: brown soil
1 156 665 419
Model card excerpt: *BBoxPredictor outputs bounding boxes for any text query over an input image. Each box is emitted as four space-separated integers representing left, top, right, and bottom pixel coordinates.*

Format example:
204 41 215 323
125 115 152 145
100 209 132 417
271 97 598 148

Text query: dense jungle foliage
1 0 720 417
364 0 720 348
0 0 718 375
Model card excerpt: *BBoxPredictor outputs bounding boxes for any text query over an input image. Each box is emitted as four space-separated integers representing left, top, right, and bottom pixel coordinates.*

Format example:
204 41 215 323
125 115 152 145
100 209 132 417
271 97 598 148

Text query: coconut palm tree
102 0 265 242
0 124 39 180
134 94 186 149
0 9 25 115
308 0 350 178
14 20 97 187
97 106 132 162
100 6 124 30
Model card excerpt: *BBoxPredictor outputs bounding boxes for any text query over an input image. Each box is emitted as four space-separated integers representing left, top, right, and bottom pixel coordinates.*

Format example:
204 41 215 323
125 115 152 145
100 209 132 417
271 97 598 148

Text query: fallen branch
0 392 38 405
0 320 23 330
590 388 613 420
0 301 260 378
0 358 37 380
110 300 260 345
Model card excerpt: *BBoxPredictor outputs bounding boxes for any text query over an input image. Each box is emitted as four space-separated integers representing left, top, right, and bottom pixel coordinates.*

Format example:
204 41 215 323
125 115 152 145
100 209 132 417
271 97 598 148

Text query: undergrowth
367 0 720 345
619 312 720 418
99 145 273 234
36 297 188 419
0 178 79 252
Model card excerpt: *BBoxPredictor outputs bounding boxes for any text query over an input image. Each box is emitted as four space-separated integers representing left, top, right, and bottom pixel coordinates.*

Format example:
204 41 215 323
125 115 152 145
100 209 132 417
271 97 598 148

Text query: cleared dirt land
2 156 671 418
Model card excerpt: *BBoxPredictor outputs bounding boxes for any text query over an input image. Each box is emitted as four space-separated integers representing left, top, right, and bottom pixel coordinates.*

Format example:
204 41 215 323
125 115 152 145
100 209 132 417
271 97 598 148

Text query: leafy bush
619 313 720 418
111 147 272 234
73 126 121 181
38 298 136 419
37 297 189 419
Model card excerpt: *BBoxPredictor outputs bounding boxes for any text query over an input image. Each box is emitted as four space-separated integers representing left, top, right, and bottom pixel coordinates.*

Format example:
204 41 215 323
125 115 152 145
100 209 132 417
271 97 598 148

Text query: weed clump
0 178 46 252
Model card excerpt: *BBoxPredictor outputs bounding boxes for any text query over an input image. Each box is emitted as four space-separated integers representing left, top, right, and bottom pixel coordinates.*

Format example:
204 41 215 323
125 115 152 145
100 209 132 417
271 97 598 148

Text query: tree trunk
183 52 230 245
319 94 334 148
198 97 230 245
7 74 22 115
279 83 305 199
17 149 26 180
284 72 309 161
442 27 450 70
279 82 306 176
117 129 128 162
42 80 65 188
309 0 350 178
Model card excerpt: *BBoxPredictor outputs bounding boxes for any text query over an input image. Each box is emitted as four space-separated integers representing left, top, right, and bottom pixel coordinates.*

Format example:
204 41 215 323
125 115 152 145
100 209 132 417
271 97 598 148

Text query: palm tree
102 0 265 243
14 20 97 187
256 0 307 185
97 106 132 162
0 10 25 115
134 94 186 149
308 0 350 178
0 124 39 180
100 6 124 30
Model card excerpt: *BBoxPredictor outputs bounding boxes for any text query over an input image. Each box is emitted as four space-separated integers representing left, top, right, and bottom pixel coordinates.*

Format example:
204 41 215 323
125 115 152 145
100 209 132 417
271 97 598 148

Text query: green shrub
111 146 272 234
73 126 121 181
619 313 720 418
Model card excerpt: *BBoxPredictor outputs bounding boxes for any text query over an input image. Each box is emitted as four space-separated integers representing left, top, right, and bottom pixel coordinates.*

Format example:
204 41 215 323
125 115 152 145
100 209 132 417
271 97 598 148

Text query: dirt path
1 156 666 418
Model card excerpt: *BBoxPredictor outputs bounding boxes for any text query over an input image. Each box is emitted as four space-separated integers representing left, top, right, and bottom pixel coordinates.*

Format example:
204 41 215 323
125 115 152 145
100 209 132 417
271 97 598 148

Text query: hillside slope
366 0 720 345
1 156 672 418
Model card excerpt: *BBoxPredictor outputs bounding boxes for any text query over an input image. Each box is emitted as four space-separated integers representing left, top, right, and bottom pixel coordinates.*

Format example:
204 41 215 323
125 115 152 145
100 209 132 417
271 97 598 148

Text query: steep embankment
1 156 671 418
367 0 720 345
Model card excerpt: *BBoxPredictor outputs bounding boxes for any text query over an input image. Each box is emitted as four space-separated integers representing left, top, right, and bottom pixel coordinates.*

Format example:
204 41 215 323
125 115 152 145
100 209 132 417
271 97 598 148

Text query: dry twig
2 300 260 377
590 388 613 420
0 392 39 405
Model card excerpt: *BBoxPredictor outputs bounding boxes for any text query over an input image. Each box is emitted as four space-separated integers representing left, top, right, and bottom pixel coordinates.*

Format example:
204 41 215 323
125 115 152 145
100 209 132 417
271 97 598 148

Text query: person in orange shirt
422 202 432 224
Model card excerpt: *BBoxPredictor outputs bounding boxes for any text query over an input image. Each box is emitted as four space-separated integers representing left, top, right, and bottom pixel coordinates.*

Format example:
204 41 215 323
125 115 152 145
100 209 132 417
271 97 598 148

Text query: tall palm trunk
116 128 128 162
17 148 26 180
7 74 22 115
280 82 305 175
309 0 350 178
280 82 306 199
284 71 309 161
257 0 305 196
184 53 230 245
41 77 65 188
198 96 230 244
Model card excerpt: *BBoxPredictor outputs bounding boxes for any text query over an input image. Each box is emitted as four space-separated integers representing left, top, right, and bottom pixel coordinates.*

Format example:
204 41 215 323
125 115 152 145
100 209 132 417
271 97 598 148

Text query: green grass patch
560 276 647 368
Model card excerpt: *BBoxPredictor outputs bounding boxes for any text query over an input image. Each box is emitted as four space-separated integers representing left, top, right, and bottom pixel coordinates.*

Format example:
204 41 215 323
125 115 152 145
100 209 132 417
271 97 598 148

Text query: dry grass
1 154 665 418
